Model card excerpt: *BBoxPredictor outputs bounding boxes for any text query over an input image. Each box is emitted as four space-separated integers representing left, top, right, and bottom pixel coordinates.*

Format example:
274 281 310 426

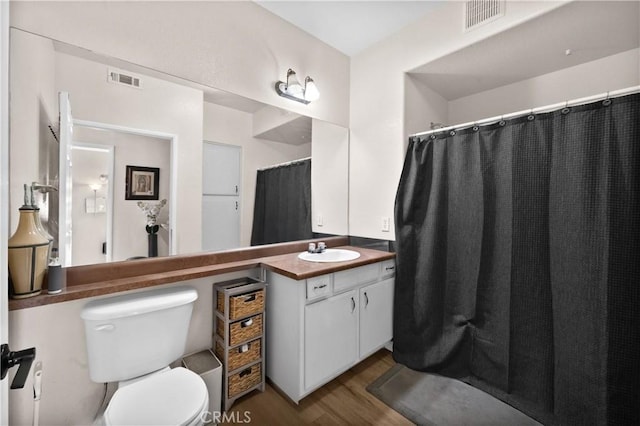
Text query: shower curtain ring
603 91 612 106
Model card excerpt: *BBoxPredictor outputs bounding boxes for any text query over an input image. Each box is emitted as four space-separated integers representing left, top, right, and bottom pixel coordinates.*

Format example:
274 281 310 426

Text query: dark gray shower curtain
251 159 312 245
394 93 639 425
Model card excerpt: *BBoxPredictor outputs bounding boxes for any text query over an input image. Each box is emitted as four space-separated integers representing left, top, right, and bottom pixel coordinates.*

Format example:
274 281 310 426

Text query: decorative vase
8 206 51 299
148 234 158 257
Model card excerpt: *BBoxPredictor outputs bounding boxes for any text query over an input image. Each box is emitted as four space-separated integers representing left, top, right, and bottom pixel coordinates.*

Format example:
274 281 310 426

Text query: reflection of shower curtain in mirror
251 159 312 246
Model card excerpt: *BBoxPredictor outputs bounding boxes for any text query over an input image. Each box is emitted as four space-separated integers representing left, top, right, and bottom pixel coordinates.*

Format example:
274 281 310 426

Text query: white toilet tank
81 286 198 383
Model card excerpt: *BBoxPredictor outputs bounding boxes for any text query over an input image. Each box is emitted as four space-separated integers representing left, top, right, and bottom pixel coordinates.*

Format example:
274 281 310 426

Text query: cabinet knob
351 297 356 313
364 292 369 308
313 284 327 290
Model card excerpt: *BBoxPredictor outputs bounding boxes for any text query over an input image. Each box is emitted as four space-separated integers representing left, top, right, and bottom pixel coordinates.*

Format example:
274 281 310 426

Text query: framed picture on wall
125 166 160 200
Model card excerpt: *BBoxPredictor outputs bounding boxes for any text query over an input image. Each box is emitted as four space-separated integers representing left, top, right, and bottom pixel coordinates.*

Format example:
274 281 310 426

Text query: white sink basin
297 249 361 263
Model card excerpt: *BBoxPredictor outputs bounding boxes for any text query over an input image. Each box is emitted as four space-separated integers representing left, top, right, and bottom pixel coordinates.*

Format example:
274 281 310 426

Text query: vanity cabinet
359 278 394 358
304 289 359 390
265 259 395 403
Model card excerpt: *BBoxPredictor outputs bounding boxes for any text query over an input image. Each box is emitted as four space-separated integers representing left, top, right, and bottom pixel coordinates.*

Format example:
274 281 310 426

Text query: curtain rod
411 85 640 138
257 157 311 171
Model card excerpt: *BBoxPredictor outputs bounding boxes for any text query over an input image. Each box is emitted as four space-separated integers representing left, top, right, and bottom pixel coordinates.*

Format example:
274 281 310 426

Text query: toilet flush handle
94 324 115 332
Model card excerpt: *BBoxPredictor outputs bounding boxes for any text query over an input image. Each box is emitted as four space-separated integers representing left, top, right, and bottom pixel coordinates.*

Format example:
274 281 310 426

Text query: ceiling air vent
108 68 142 89
464 0 505 31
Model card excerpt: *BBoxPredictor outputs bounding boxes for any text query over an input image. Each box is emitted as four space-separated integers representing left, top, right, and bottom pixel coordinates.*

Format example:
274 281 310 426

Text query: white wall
203 102 311 246
311 119 349 235
7 270 258 425
54 50 203 256
447 48 640 124
349 1 567 240
1 2 11 423
8 30 57 233
404 74 449 143
10 1 349 128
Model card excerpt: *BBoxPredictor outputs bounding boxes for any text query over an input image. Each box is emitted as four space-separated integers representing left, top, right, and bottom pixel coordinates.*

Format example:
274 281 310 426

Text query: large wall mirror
9 28 349 267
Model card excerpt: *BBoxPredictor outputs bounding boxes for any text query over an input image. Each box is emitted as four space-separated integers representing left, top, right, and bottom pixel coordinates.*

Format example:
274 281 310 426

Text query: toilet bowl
103 367 208 426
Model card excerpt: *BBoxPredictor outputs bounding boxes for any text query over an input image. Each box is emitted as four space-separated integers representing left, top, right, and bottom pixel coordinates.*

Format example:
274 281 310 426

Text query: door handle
364 292 369 308
235 201 238 210
235 185 238 194
1 343 36 389
351 297 356 313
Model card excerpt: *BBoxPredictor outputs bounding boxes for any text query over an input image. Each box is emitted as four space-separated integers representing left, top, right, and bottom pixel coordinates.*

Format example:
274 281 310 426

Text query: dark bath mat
367 364 542 426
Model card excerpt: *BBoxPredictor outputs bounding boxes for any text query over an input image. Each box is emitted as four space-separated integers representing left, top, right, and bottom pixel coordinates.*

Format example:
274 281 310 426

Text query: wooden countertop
260 246 395 280
8 237 394 311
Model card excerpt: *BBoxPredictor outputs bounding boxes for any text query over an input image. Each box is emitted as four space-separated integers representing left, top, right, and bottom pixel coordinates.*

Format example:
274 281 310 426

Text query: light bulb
304 77 320 102
285 69 304 98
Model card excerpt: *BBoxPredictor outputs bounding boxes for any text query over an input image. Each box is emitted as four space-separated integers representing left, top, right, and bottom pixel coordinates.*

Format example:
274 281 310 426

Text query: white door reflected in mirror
70 144 113 266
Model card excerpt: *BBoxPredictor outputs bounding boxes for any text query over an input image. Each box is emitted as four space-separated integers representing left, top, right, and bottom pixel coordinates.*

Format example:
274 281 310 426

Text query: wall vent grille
464 0 505 31
108 69 142 89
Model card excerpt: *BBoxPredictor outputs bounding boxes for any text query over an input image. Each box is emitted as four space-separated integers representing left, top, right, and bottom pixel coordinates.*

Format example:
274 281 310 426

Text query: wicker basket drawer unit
216 313 263 346
215 338 261 372
216 288 264 320
214 277 266 411
228 363 262 398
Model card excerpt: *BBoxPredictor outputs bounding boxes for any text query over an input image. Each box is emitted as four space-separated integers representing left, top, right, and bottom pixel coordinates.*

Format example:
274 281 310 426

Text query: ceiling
255 1 444 56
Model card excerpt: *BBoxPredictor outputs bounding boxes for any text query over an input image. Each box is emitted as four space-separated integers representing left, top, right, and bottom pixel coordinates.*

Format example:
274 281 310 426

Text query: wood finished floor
221 349 413 425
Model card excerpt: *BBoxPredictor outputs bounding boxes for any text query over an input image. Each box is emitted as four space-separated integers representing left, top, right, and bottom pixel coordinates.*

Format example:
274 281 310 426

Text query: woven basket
216 313 263 347
217 289 264 320
228 363 262 398
216 338 261 372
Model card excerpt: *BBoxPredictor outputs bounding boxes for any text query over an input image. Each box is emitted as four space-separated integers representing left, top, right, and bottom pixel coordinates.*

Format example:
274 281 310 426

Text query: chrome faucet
307 242 327 254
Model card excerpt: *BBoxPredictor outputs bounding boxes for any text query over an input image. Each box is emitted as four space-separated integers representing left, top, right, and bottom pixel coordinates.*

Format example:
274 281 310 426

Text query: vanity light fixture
275 68 320 104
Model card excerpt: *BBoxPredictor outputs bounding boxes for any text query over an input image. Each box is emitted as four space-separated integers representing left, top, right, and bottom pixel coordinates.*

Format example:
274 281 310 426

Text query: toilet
81 286 209 426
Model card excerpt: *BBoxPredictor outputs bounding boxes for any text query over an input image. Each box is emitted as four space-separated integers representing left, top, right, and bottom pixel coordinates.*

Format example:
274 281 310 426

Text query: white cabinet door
359 278 394 358
202 195 240 251
203 142 240 195
304 290 358 390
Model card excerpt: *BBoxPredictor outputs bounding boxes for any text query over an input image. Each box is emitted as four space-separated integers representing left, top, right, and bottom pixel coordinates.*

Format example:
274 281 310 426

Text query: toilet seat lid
105 367 208 426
